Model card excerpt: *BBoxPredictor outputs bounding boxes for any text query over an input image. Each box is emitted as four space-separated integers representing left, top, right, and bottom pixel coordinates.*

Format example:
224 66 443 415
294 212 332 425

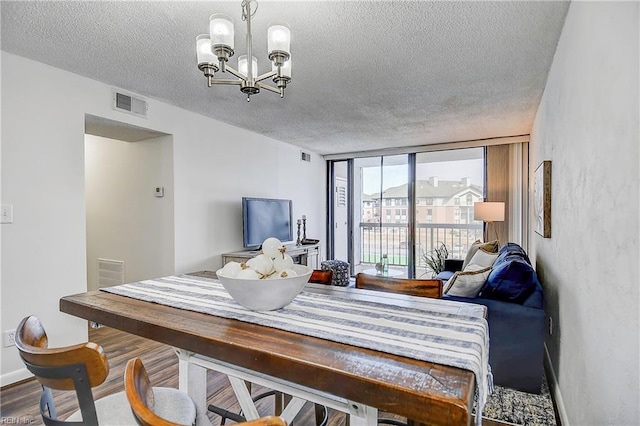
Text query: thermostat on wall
154 187 165 197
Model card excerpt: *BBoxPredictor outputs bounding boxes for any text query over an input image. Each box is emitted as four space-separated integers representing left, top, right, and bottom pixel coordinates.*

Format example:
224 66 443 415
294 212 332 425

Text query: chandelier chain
241 0 258 21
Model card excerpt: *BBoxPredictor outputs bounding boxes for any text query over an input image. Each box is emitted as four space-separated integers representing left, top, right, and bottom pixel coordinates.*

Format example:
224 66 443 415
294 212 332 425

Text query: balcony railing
358 222 483 268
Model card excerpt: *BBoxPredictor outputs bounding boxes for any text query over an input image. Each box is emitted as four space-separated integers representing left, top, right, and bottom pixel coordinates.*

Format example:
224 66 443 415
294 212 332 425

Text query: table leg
279 396 308 422
348 402 378 426
228 376 261 419
182 352 378 426
176 349 212 426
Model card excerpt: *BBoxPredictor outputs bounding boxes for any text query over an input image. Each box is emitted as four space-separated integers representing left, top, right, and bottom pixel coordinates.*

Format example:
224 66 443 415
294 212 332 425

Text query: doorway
84 115 174 291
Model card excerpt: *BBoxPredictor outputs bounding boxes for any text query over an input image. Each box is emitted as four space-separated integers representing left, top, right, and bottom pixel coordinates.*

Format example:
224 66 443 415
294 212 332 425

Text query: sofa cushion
496 242 532 265
444 264 492 297
467 249 499 268
479 257 539 304
462 240 499 270
435 270 455 282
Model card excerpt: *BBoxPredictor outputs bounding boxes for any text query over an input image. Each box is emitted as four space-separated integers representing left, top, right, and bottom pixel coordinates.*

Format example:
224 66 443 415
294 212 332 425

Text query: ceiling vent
112 90 148 118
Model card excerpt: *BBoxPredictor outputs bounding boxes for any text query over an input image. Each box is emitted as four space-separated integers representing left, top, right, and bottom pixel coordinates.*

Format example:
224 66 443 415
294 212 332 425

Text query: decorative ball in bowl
216 264 312 311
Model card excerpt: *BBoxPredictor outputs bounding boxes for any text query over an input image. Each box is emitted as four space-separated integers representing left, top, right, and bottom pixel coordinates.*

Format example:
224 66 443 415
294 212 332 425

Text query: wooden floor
0 326 507 426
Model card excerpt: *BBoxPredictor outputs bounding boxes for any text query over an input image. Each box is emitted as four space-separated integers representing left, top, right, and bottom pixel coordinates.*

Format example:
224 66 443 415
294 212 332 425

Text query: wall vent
112 90 148 118
98 259 125 288
301 151 311 162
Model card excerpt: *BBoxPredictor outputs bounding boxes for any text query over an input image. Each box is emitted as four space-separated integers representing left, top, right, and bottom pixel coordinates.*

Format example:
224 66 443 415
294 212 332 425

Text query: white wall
0 52 327 384
529 2 639 424
85 135 174 291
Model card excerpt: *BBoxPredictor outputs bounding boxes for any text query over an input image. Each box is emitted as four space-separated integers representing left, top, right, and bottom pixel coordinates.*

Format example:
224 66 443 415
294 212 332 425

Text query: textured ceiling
1 1 570 155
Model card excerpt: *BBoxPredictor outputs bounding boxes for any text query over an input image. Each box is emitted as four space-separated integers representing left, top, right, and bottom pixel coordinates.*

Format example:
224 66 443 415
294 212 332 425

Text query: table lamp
474 201 505 242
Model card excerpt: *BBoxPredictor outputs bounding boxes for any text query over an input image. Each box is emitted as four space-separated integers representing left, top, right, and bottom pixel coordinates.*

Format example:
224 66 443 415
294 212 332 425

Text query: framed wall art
534 160 551 238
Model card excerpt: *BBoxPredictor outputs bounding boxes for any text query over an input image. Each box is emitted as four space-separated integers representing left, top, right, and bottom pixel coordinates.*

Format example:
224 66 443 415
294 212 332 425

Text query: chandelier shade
267 25 291 57
196 0 292 101
238 55 258 79
196 34 216 65
273 58 291 79
209 14 234 51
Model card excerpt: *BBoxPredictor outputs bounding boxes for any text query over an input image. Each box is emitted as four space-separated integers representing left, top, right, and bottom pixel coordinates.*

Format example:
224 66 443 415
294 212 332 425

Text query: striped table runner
102 274 492 424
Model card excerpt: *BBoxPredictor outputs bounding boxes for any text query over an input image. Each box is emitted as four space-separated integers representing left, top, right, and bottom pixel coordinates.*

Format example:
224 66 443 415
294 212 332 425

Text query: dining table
59 271 489 426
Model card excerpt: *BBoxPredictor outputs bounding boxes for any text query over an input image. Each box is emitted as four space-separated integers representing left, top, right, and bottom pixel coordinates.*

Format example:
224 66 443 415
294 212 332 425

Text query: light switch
154 187 165 198
1 204 13 224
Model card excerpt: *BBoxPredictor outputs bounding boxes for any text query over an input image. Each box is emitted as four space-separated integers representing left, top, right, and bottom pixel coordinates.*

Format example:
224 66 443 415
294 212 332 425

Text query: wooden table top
60 272 476 425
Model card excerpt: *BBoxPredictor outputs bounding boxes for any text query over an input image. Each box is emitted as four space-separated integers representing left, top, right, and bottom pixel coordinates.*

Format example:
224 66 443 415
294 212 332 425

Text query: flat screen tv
242 197 293 249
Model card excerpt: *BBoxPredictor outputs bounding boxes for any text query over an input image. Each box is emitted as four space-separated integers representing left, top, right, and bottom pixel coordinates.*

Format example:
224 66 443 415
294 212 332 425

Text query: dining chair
309 269 333 285
15 315 197 425
355 273 443 298
125 357 286 426
354 274 443 426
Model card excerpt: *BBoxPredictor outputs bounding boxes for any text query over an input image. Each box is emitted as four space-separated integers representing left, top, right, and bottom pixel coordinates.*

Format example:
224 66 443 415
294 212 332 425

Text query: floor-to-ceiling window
353 155 409 277
414 149 484 277
331 150 484 278
328 140 527 279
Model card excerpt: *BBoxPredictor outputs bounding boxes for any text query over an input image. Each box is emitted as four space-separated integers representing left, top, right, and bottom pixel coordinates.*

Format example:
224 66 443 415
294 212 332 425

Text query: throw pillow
495 242 532 265
444 264 493 297
467 249 499 269
478 258 539 303
462 240 499 270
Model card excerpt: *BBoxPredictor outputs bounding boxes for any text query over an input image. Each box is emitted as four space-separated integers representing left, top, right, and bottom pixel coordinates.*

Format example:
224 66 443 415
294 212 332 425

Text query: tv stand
222 243 320 269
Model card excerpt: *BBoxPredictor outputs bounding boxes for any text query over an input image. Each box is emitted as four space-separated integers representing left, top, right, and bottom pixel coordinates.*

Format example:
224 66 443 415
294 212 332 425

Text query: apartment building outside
358 177 484 274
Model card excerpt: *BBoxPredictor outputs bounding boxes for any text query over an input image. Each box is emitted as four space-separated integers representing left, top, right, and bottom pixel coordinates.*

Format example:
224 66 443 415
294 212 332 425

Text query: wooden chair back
355 274 443 299
309 269 333 285
15 315 109 390
15 315 110 425
125 357 287 426
125 357 162 425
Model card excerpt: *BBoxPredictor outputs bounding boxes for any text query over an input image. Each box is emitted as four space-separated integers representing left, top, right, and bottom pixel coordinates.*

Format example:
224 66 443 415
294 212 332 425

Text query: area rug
479 377 557 425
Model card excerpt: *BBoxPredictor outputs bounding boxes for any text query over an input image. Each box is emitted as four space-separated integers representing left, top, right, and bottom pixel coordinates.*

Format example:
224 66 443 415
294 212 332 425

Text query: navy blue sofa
437 243 545 394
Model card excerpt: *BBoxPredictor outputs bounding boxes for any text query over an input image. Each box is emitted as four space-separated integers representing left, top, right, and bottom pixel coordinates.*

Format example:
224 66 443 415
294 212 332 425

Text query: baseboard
544 343 570 426
0 367 32 388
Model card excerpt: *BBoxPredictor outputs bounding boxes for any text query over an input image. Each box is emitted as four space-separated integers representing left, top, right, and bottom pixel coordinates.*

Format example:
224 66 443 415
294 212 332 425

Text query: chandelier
196 0 291 102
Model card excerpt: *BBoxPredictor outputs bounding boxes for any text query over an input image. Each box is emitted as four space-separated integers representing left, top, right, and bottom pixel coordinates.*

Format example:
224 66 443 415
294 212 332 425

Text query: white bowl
216 264 312 311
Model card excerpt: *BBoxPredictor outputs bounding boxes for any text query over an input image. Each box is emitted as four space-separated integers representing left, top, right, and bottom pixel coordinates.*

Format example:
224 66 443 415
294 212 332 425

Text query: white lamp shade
209 13 234 49
196 34 216 65
267 24 291 55
474 202 505 222
272 58 292 78
238 55 258 79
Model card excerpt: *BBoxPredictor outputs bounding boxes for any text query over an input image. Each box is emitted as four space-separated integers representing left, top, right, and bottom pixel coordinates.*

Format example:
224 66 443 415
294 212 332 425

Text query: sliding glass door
329 147 488 279
414 149 484 277
353 155 409 277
